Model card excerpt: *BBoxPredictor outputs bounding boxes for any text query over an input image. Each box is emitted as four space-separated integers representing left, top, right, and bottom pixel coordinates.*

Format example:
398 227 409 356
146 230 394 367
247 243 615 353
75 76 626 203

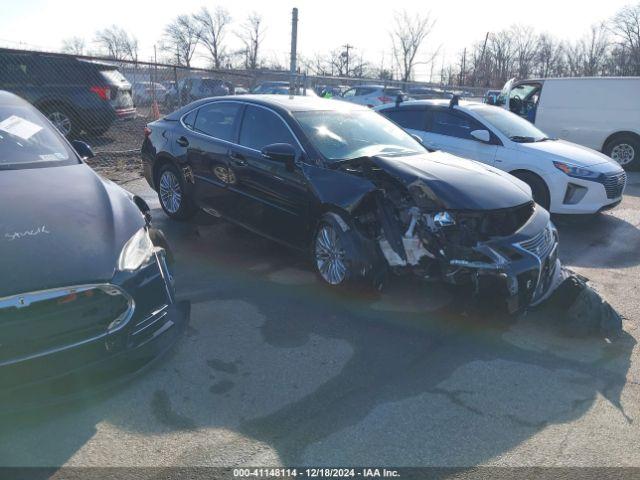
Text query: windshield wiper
535 137 556 142
509 135 536 143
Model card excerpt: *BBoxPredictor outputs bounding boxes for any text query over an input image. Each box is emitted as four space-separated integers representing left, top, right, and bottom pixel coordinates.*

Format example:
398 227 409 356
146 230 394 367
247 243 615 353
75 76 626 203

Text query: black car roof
164 94 368 120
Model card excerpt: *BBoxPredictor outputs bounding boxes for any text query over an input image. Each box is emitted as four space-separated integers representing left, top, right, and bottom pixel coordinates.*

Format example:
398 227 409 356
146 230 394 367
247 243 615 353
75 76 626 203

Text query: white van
499 77 640 169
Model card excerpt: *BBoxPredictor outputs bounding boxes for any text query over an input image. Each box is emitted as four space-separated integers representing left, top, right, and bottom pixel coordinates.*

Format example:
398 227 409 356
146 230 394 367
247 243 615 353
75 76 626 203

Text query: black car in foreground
0 91 188 409
142 95 562 313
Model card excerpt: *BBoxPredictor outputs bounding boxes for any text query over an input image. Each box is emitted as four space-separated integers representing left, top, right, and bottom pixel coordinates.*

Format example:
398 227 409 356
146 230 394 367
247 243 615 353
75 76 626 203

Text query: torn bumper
458 207 562 313
0 250 190 413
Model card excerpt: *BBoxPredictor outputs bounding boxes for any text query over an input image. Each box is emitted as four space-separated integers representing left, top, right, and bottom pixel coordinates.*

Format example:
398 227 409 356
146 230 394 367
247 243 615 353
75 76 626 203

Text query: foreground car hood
517 139 614 167
0 164 144 297
371 151 533 210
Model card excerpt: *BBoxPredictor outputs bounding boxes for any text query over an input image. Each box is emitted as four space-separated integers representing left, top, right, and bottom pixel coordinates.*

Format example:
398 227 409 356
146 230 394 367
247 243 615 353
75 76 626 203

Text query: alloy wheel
315 224 347 285
47 111 72 137
159 170 182 214
611 143 635 166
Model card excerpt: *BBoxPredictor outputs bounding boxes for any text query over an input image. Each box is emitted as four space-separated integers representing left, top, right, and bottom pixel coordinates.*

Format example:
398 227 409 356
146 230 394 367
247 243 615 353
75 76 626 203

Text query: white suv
340 85 406 108
376 99 626 214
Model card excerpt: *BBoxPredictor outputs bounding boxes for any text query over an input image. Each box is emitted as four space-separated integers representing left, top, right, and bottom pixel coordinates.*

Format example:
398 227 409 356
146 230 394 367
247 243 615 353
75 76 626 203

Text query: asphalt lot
0 173 639 468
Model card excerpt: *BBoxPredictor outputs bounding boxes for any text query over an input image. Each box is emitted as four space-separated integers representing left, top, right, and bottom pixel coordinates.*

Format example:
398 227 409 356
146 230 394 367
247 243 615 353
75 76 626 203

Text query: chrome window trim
0 283 135 367
179 99 307 155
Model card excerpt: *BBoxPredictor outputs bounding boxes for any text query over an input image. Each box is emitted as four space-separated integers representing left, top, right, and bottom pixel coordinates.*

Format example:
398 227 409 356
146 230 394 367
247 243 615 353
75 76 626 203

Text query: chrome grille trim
0 284 135 367
518 224 555 258
603 171 627 199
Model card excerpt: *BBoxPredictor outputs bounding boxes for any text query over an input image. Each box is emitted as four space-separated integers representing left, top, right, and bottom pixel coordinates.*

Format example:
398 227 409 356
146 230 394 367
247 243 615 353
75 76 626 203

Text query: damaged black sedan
0 91 189 408
142 95 561 313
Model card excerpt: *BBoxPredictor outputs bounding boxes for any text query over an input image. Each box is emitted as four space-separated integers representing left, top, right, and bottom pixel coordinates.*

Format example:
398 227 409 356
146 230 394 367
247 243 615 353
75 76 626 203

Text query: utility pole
342 43 354 77
290 7 299 95
478 32 490 87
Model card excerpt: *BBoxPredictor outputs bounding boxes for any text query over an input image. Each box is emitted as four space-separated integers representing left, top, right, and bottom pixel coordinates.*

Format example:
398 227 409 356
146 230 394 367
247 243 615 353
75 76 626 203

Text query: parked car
132 81 167 106
497 77 640 169
164 76 232 109
407 87 454 100
339 85 407 107
251 81 290 94
0 48 136 137
255 85 319 96
483 90 501 105
377 99 626 214
142 94 562 314
0 91 188 408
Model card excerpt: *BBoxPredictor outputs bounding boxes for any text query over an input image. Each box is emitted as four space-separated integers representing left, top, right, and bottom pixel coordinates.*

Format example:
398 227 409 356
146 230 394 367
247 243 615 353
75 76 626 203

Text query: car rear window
99 68 129 86
382 108 427 130
383 88 403 96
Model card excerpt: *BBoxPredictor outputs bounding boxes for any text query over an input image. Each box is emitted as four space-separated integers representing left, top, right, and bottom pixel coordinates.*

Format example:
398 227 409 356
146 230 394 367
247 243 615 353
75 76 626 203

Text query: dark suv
0 48 136 137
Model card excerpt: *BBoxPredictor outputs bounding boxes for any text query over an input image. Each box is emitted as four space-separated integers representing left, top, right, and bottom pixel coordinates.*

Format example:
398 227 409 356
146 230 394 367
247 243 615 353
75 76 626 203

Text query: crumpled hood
0 163 145 297
370 151 533 210
516 139 615 167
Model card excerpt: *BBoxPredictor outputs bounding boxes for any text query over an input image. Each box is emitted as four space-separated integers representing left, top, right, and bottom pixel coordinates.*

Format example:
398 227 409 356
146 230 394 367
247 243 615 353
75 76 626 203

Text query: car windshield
470 105 549 142
294 109 424 161
0 104 77 169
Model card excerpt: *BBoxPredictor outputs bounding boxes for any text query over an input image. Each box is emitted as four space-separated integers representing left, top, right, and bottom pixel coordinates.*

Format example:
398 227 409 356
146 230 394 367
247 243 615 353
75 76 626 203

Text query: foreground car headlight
553 161 600 179
118 227 155 271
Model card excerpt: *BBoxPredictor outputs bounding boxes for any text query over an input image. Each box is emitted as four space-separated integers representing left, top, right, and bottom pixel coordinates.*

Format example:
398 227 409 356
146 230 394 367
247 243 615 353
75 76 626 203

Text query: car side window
239 105 296 152
193 102 240 141
383 108 427 131
342 88 356 98
182 109 197 129
430 110 480 140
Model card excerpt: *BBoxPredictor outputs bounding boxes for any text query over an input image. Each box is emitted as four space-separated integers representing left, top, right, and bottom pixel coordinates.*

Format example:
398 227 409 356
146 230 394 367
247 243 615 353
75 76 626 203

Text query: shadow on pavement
0 209 635 469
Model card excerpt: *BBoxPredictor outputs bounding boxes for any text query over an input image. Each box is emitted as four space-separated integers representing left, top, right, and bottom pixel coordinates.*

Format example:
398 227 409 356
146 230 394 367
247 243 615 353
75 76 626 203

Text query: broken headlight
118 227 155 271
433 211 455 227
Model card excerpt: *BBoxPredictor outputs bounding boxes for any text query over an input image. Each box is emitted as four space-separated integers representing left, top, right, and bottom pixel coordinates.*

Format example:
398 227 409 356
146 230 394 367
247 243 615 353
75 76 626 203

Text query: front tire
512 171 550 211
157 163 197 221
313 213 385 291
604 134 639 170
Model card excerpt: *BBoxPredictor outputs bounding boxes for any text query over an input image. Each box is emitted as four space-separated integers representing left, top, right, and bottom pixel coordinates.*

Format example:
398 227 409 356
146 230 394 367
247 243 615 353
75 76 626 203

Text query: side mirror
71 140 95 159
470 130 491 143
261 143 297 170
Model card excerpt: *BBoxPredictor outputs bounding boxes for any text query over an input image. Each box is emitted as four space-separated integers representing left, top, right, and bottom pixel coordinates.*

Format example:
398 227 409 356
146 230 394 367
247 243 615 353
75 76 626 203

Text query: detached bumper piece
0 250 189 412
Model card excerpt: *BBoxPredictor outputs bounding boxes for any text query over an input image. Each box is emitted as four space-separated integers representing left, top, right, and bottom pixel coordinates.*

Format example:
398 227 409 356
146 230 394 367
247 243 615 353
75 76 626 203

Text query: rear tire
157 163 198 221
512 171 550 211
604 134 639 170
41 104 77 138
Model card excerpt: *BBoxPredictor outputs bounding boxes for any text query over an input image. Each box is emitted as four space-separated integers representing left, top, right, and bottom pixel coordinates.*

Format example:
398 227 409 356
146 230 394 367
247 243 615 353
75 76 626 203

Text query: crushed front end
338 156 562 313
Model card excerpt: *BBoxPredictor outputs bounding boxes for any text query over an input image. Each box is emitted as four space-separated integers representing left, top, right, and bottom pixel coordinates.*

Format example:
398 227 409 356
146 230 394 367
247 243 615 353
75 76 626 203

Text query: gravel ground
0 173 638 471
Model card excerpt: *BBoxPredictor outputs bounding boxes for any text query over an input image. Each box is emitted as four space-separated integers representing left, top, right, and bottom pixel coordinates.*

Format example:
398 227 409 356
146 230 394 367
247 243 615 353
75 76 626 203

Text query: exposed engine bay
332 155 563 313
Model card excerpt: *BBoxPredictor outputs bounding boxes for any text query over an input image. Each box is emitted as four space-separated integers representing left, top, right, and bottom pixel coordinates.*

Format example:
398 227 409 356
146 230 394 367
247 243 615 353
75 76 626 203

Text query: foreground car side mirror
470 130 491 143
71 140 95 159
261 143 297 170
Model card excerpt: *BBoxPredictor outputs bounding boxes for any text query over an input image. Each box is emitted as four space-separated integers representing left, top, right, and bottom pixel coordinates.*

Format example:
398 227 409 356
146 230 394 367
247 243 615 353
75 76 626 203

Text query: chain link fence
0 47 488 182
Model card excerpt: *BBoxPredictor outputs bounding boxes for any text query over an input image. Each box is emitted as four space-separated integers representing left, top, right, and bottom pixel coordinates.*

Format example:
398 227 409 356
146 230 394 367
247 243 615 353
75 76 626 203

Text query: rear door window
382 108 427 130
239 105 296 152
193 102 241 141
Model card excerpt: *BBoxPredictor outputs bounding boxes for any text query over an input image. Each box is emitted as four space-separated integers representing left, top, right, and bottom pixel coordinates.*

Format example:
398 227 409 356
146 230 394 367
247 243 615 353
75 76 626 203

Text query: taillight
378 96 393 103
144 126 152 137
90 86 111 101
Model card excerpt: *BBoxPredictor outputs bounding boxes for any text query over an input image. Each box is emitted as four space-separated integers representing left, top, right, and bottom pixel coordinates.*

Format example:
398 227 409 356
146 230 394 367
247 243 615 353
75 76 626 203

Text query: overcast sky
0 0 633 79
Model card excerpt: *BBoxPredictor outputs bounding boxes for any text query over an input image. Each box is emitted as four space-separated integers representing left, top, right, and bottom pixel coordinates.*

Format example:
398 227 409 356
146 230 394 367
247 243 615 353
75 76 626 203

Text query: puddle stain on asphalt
207 358 240 374
210 380 235 395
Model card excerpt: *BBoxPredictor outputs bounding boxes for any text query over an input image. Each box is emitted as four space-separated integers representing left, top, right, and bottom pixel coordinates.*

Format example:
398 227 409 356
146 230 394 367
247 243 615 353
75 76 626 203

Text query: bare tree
389 10 437 82
237 12 265 70
511 25 537 78
535 33 565 77
61 37 85 55
162 15 201 67
611 3 640 75
94 25 138 61
194 6 232 69
582 23 610 75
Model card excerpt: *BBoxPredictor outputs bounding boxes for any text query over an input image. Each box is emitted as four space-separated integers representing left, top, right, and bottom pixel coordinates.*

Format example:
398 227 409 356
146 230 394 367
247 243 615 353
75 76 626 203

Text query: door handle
229 151 247 166
176 136 189 147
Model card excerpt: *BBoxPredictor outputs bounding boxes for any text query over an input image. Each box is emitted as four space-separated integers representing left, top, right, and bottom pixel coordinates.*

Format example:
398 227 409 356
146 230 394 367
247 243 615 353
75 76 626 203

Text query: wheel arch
152 153 178 190
508 169 551 203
